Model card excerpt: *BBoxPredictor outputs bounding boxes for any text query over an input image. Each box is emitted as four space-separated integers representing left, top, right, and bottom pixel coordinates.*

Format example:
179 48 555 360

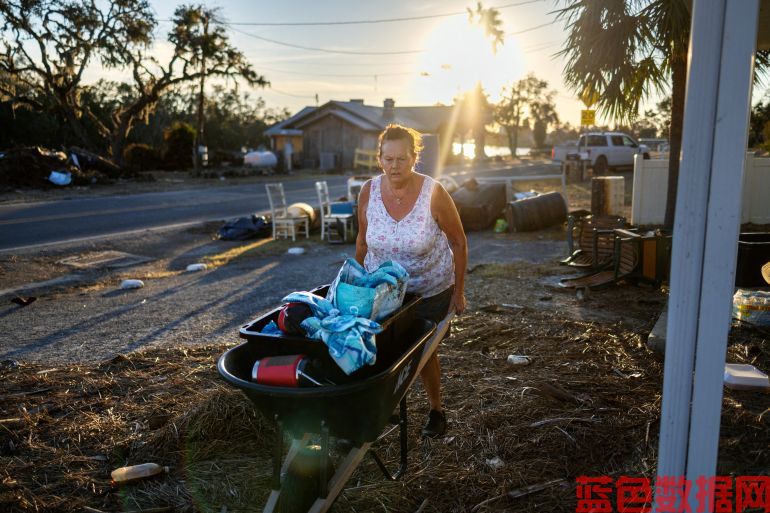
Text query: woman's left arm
432 184 467 314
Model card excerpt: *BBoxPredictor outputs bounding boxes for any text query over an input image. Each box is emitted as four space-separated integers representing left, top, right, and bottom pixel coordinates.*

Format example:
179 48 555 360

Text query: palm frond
555 0 678 123
755 50 770 87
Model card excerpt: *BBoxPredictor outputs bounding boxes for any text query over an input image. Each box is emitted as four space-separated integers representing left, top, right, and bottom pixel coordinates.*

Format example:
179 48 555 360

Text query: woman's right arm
354 180 372 265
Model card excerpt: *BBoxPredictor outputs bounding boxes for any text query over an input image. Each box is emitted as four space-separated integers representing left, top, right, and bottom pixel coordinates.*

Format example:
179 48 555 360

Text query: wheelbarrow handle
417 312 454 374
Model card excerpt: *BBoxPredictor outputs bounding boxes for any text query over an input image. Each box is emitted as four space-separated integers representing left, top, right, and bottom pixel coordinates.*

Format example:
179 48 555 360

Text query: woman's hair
377 123 423 157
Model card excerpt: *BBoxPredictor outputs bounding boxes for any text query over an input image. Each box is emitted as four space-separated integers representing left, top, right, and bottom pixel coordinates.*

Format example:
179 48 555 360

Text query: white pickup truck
551 132 650 175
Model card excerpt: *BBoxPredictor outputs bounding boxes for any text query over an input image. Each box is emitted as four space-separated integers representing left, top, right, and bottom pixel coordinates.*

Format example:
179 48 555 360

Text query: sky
81 0 595 127
55 0 770 132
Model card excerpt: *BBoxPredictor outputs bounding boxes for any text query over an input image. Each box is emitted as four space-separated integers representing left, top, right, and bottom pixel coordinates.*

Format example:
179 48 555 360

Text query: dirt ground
1 174 768 513
1 252 768 513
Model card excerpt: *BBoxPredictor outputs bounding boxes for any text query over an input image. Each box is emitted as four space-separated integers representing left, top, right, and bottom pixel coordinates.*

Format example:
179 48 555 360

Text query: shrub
123 143 160 171
162 121 195 170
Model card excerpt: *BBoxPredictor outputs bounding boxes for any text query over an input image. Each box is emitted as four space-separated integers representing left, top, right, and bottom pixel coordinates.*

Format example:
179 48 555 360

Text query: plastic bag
218 215 271 241
732 289 770 326
326 259 408 321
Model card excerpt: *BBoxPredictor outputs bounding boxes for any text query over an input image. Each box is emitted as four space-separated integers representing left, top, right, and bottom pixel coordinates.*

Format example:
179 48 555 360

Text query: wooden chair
265 183 309 241
316 181 355 243
559 231 641 290
563 214 627 269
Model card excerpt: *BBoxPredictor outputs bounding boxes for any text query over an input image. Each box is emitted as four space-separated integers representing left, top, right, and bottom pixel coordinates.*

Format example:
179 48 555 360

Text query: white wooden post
655 1 759 512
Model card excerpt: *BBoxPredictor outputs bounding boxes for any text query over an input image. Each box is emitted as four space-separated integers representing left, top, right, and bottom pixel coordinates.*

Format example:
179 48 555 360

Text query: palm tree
467 2 505 53
555 0 689 229
463 3 503 160
558 1 770 228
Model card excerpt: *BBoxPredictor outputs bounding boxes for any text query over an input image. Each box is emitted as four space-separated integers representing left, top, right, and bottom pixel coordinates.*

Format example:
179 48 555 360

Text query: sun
410 16 525 105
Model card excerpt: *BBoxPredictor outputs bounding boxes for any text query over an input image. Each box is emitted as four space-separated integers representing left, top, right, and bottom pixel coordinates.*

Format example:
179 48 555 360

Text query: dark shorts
413 285 454 324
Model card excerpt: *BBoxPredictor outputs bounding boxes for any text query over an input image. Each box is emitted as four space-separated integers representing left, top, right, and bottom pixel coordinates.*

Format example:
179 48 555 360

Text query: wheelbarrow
217 286 451 513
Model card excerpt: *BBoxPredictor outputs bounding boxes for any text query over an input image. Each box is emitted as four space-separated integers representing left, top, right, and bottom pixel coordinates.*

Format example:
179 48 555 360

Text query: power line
256 65 415 78
268 87 318 99
227 24 424 55
217 0 544 27
521 40 560 52
248 57 419 68
228 18 555 57
507 21 553 36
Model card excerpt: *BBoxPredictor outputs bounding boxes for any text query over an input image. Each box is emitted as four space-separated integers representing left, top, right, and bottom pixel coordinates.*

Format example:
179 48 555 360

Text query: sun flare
410 16 525 105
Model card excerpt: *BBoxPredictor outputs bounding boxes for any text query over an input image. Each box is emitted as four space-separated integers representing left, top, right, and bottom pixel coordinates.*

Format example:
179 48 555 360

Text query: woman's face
380 138 416 185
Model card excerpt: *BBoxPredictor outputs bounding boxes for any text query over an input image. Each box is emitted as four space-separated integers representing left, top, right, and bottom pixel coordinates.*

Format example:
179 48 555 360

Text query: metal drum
506 191 567 232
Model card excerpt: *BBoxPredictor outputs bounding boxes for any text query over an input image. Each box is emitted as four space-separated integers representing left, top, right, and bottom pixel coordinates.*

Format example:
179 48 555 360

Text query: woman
355 124 467 438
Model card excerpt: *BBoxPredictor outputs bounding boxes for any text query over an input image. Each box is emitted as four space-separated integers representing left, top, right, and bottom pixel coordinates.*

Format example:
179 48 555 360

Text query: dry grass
2 291 768 512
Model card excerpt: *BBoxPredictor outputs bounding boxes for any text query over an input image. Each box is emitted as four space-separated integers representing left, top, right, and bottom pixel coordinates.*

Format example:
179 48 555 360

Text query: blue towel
260 320 283 335
282 291 383 374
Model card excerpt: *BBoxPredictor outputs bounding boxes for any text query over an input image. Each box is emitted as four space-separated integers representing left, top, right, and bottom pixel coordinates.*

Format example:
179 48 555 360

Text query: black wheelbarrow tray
218 286 451 513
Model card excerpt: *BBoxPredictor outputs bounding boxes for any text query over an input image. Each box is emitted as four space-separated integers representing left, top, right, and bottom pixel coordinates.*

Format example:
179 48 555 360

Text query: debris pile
0 147 122 189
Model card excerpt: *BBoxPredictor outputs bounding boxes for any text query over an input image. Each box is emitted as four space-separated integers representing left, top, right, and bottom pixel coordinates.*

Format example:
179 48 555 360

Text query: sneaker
420 409 447 438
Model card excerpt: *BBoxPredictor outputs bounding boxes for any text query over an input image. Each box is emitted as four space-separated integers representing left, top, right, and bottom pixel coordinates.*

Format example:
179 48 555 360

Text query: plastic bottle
111 463 169 484
507 355 531 366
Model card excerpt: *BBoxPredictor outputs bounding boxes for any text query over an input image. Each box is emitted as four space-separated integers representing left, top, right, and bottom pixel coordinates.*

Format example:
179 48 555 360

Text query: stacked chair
265 183 310 241
316 180 355 243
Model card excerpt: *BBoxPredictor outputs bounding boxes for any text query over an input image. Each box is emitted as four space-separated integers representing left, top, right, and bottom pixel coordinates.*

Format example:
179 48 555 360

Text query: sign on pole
581 109 595 126
580 87 599 108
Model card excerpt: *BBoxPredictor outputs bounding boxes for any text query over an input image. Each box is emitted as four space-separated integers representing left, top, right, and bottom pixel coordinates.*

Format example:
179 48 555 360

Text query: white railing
631 152 770 225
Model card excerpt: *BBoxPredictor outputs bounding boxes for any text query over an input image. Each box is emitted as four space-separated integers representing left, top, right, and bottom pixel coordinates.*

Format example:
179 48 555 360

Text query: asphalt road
0 161 560 252
0 176 351 252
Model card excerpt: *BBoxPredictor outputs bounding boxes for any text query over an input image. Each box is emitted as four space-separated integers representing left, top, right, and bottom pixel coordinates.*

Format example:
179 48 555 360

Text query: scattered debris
471 478 568 512
59 251 152 269
48 170 72 186
10 296 37 306
532 382 581 404
528 417 599 428
120 279 145 290
507 355 531 366
186 263 208 272
612 368 643 379
217 215 271 241
480 303 523 313
485 456 505 470
111 462 169 485
287 247 305 255
724 363 770 390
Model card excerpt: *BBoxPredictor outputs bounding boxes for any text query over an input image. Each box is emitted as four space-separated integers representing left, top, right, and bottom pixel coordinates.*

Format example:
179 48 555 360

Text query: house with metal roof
265 99 453 170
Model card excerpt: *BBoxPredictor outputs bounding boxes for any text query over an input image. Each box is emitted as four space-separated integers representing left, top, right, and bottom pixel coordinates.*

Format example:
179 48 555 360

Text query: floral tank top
364 174 454 297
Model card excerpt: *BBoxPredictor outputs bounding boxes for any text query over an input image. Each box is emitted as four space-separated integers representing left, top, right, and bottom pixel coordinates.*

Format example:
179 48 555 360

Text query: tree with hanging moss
496 74 558 156
0 1 267 165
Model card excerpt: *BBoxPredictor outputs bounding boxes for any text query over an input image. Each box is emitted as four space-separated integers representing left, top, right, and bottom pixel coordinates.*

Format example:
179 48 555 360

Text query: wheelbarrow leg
263 417 284 513
307 442 371 513
272 418 283 490
368 396 409 481
319 421 329 499
264 426 312 513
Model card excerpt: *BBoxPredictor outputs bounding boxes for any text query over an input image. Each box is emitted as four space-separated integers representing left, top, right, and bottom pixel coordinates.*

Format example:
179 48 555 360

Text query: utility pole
193 10 209 175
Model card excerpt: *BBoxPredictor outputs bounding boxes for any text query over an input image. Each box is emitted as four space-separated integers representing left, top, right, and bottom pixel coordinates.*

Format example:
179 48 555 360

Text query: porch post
655 0 759 511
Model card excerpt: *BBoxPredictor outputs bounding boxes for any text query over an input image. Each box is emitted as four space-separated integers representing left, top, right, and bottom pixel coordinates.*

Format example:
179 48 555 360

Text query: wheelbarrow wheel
278 445 334 513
